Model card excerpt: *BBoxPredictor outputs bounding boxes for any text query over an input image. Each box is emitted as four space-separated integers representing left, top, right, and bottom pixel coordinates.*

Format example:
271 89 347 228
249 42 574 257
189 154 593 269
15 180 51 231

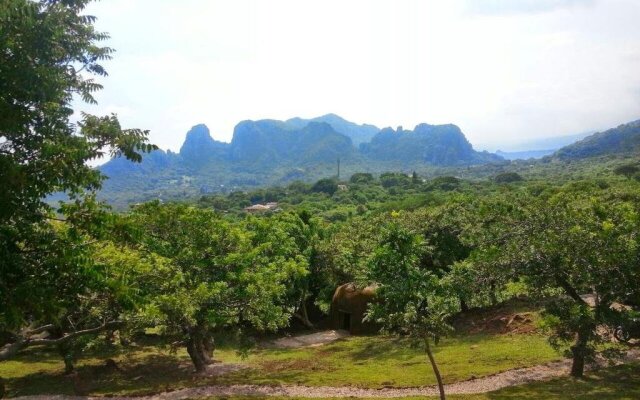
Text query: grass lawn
219 333 559 387
0 332 560 397
199 362 640 400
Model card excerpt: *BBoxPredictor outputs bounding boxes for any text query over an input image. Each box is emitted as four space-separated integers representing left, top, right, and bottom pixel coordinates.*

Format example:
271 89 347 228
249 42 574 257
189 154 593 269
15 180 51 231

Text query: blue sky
81 0 640 152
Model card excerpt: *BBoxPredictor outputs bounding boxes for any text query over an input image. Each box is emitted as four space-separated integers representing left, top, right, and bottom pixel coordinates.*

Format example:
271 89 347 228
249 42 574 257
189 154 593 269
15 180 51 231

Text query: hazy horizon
79 0 640 154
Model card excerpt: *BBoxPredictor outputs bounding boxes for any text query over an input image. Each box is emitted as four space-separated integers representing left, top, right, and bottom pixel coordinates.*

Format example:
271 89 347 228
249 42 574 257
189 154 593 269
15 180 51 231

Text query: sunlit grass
1 332 559 396
199 362 640 400
219 333 558 387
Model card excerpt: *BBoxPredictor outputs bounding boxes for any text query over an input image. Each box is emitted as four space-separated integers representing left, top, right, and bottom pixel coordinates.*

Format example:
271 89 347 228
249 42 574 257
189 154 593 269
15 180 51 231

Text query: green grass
0 332 560 397
466 362 640 399
199 362 640 400
220 333 558 387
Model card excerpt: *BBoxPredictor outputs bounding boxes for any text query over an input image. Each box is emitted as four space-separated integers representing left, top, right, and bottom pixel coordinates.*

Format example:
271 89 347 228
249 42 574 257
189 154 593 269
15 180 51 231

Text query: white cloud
463 0 596 15
80 0 640 153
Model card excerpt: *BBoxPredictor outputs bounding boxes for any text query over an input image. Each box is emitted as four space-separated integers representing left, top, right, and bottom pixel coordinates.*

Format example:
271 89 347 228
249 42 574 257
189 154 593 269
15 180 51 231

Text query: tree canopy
1 0 154 361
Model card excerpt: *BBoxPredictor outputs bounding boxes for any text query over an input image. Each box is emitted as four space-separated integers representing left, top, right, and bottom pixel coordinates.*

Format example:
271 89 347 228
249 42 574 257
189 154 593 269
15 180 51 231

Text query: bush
613 163 640 178
427 176 460 191
312 178 339 196
350 172 374 184
494 172 524 183
380 172 411 188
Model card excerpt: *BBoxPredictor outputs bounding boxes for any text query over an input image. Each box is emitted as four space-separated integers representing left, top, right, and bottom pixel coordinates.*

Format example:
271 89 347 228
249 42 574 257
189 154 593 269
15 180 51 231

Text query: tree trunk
186 336 206 372
62 354 75 374
424 337 446 400
570 329 589 378
293 311 315 329
299 299 314 328
198 336 214 365
203 336 215 355
459 298 469 313
293 291 315 329
489 282 498 305
56 338 74 374
104 329 116 346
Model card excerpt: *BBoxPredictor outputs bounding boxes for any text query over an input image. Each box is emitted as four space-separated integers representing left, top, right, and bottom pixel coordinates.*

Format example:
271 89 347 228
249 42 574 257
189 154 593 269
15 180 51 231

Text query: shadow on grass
5 351 199 397
485 363 640 400
346 334 491 363
347 336 415 362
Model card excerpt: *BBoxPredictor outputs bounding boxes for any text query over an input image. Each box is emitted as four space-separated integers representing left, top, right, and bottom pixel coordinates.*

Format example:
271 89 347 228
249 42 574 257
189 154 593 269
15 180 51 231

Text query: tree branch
26 324 55 335
555 274 588 306
0 321 121 361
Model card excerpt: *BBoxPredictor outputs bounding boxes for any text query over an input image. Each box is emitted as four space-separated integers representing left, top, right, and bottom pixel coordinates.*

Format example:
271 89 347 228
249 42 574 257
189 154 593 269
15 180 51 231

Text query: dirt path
13 349 640 399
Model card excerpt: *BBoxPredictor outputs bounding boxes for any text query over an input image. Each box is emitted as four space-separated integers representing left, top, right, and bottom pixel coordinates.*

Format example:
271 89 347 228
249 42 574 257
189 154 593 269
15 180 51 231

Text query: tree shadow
485 364 640 400
5 351 196 397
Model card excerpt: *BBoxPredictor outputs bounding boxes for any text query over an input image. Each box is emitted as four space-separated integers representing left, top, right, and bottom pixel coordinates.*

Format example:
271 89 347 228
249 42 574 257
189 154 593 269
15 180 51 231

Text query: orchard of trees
1 1 640 400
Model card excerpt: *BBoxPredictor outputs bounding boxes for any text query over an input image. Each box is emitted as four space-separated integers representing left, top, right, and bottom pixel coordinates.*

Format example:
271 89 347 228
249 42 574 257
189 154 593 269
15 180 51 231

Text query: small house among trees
329 283 378 334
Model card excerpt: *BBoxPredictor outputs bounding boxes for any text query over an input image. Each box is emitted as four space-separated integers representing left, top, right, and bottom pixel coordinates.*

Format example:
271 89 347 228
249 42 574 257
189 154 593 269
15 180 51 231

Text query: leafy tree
493 172 524 183
126 203 306 371
380 172 411 188
349 172 374 184
0 0 154 364
474 192 640 377
245 210 321 328
314 214 387 311
287 180 310 194
412 171 420 184
365 224 457 400
613 163 639 179
399 203 478 310
426 176 460 192
311 178 338 196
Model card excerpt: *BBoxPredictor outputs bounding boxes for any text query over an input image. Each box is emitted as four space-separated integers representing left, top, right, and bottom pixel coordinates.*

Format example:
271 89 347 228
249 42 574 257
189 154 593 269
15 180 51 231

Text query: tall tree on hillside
365 224 457 400
0 0 154 365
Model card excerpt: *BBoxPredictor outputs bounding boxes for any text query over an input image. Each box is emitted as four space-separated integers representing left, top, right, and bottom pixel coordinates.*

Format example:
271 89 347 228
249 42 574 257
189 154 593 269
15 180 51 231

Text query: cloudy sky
81 0 640 152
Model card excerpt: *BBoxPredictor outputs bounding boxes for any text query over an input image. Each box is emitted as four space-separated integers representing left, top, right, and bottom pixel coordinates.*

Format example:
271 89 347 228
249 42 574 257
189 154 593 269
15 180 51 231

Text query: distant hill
230 120 355 165
285 113 380 146
179 124 228 166
361 124 501 166
554 120 640 160
97 115 500 208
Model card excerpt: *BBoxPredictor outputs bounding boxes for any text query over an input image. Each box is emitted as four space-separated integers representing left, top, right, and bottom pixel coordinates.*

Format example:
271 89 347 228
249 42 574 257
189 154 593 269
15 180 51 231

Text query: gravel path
13 349 640 399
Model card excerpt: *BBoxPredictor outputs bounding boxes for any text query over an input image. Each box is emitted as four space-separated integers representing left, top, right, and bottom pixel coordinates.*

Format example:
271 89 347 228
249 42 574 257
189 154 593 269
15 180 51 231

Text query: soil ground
265 331 350 349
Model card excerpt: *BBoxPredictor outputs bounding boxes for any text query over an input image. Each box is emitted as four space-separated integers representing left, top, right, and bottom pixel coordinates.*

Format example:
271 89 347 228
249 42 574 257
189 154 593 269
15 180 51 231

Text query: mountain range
99 114 500 206
98 115 640 208
553 120 640 160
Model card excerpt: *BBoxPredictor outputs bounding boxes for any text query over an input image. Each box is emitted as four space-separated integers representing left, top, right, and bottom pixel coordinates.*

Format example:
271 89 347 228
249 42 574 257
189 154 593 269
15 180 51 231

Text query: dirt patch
259 359 335 373
452 300 539 335
200 363 248 377
265 330 349 349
